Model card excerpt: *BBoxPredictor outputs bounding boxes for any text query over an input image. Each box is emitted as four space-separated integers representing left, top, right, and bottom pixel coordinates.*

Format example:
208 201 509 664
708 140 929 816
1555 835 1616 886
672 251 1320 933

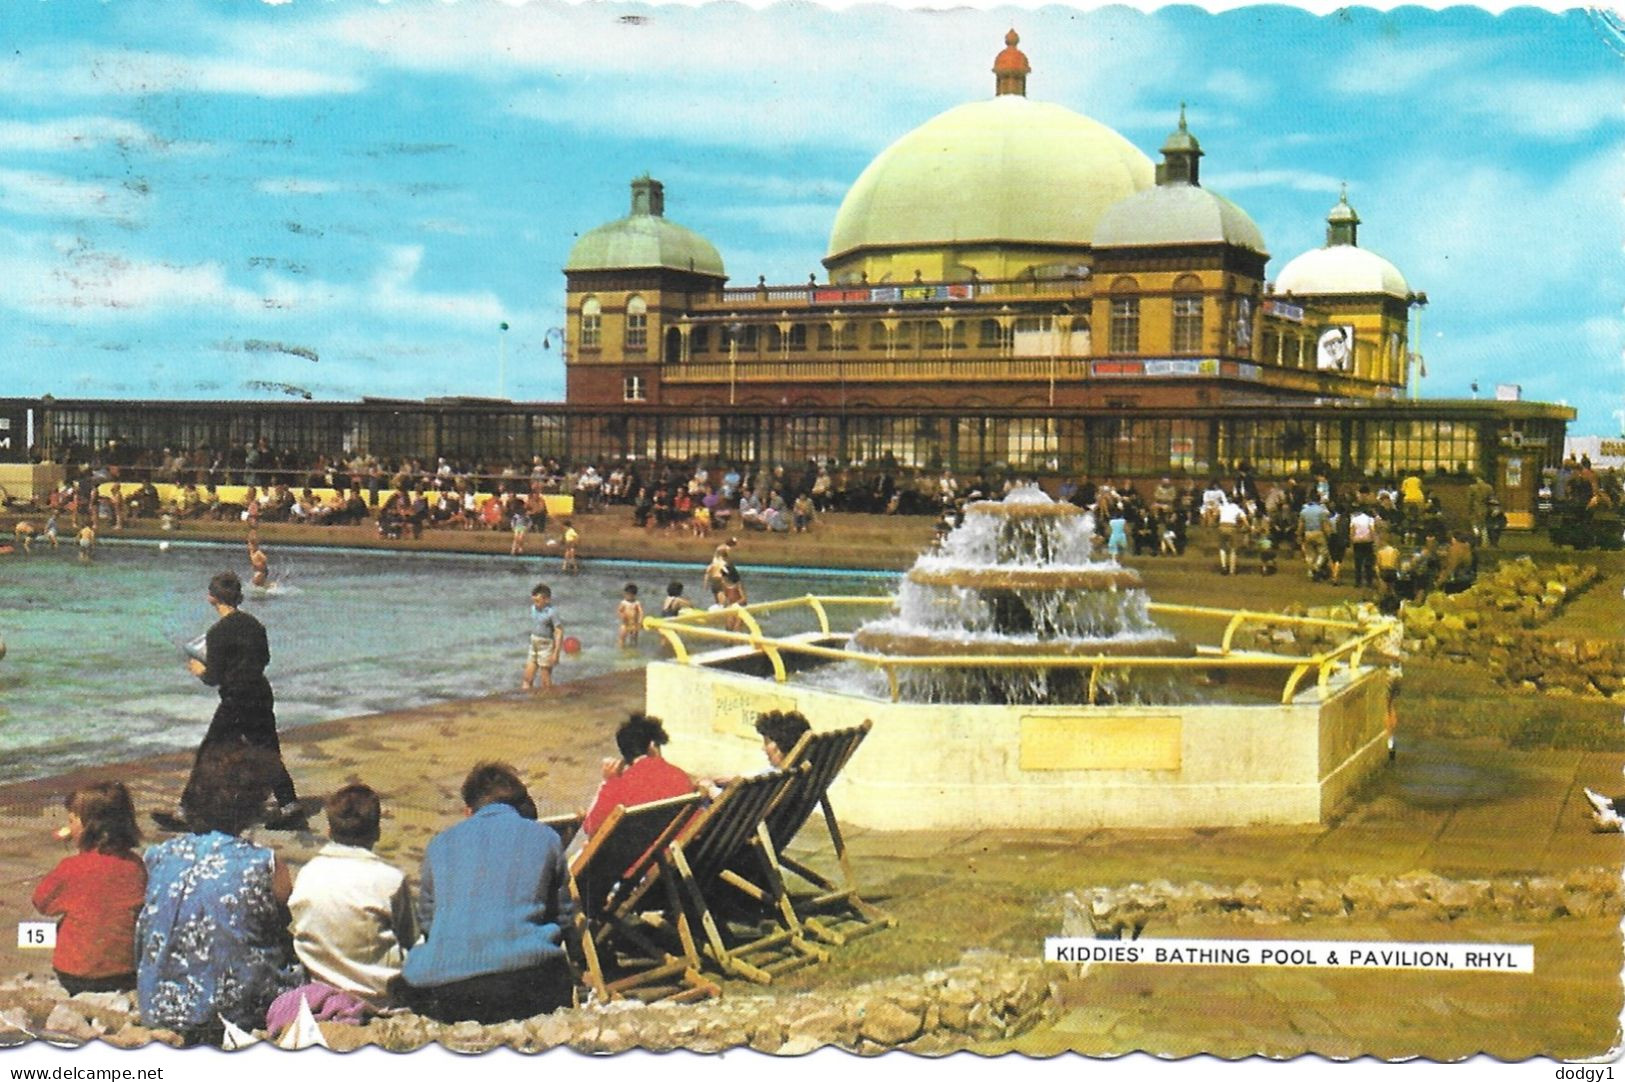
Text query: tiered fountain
647 488 1395 829
848 487 1193 706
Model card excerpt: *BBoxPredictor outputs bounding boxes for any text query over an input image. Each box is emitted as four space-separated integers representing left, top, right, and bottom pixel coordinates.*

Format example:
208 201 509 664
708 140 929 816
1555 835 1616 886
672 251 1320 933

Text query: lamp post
1406 292 1429 400
497 321 510 398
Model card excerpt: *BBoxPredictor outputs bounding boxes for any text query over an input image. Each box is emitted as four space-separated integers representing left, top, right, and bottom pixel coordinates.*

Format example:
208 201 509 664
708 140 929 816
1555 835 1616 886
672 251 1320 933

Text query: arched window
625 295 648 350
765 325 784 351
922 322 945 349
788 324 808 351
978 319 1002 349
1110 300 1139 354
1170 276 1203 354
868 322 888 350
580 296 602 349
1109 277 1140 354
1171 296 1203 353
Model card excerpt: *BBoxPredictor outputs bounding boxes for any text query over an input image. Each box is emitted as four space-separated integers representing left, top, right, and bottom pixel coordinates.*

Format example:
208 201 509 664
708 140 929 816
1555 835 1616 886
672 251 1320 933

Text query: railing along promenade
644 595 1398 707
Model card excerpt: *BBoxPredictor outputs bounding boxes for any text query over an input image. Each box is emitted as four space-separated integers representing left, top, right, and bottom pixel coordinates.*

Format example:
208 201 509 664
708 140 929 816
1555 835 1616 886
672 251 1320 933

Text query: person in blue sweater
399 762 573 1022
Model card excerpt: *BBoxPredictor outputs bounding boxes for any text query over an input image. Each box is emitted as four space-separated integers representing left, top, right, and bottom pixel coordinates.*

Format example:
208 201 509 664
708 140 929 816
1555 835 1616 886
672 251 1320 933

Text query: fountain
646 488 1396 830
848 487 1193 706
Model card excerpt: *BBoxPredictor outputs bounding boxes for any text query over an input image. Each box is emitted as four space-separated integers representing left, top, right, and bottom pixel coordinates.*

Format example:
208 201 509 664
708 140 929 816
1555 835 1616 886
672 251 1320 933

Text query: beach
0 513 1621 1058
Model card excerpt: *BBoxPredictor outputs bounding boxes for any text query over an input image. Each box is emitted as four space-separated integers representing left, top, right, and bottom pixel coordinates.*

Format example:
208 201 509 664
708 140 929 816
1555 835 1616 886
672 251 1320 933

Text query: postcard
0 3 1619 1080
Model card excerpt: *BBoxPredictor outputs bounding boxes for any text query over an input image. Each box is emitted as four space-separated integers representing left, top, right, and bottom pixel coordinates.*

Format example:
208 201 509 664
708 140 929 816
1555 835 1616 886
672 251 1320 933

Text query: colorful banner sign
1262 299 1306 323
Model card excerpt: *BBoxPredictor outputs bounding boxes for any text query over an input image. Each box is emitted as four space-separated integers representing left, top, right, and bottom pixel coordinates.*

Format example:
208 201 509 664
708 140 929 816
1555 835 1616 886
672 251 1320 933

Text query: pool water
0 540 890 783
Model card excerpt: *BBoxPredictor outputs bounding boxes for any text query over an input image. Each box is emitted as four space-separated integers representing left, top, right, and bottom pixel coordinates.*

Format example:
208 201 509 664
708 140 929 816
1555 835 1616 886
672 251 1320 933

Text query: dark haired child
33 782 147 995
661 580 694 617
616 583 644 648
288 784 416 1009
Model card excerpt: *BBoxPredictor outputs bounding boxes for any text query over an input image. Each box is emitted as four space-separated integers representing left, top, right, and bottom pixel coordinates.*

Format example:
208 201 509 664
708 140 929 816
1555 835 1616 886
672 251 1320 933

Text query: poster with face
1316 324 1355 371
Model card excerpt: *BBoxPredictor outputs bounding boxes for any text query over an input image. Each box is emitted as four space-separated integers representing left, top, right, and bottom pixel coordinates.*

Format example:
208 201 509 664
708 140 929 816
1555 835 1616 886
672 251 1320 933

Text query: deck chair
765 720 894 945
565 792 718 1004
664 768 829 984
539 811 583 849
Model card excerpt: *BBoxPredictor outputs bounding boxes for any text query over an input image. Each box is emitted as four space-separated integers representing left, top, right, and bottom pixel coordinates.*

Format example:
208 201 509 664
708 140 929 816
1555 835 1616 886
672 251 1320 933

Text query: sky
0 2 1621 434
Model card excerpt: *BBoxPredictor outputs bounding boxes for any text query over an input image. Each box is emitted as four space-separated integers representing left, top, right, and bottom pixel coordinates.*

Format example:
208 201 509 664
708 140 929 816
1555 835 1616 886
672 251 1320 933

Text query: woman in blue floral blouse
137 744 302 1044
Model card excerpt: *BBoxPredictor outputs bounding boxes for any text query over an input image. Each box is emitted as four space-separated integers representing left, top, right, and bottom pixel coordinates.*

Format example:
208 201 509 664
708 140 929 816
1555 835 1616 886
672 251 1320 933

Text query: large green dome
825 95 1154 266
567 177 725 277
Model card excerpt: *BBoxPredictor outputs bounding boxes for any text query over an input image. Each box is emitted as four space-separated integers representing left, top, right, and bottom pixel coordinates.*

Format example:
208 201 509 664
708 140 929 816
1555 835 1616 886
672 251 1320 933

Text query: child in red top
32 782 147 995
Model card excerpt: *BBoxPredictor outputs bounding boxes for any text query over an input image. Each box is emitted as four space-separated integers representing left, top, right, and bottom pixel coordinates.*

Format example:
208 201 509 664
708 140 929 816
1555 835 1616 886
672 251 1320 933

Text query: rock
103 1023 155 1049
0 1007 34 1045
785 1004 854 1046
317 1021 375 1052
43 1003 99 1043
858 999 923 1045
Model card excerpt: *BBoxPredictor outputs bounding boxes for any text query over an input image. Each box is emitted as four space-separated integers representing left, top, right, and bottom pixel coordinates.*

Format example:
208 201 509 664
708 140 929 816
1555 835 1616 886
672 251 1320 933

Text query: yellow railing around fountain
644 597 1399 706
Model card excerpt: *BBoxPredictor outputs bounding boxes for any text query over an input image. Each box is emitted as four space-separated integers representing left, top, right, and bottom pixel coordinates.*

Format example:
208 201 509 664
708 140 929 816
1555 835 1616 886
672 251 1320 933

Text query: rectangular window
1171 296 1203 353
581 315 601 349
1110 298 1140 353
625 313 647 350
622 375 645 401
691 326 710 354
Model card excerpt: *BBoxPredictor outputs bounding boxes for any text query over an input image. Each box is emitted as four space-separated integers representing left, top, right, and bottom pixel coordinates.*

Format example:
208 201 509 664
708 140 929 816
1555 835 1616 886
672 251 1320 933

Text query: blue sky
0 2 1620 433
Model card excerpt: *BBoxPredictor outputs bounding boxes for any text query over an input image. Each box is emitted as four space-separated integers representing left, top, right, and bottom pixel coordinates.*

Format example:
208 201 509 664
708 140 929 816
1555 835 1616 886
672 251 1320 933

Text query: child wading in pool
561 520 580 573
616 583 644 649
523 583 563 691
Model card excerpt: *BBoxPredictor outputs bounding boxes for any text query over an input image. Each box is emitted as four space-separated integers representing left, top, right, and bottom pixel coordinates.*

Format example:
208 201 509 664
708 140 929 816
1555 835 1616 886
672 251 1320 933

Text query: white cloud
0 168 143 221
255 177 344 196
1330 40 1492 96
0 237 260 318
0 117 169 153
1205 70 1270 106
0 50 361 100
1330 40 1622 138
1458 76 1625 139
1203 168 1344 194
255 244 507 327
706 202 841 239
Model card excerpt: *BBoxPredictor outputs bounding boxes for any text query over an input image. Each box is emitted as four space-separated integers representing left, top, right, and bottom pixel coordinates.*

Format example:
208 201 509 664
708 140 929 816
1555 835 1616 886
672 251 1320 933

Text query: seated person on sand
33 781 147 996
583 714 695 837
755 710 812 770
288 784 417 1010
399 762 572 1023
137 746 303 1046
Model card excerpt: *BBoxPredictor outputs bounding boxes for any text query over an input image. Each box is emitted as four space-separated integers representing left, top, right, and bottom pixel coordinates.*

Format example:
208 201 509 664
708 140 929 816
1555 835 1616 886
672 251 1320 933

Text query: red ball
562 636 581 655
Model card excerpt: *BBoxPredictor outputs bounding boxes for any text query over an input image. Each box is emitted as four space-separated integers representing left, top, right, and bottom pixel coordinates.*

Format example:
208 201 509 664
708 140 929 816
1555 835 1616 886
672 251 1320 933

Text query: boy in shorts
523 584 563 691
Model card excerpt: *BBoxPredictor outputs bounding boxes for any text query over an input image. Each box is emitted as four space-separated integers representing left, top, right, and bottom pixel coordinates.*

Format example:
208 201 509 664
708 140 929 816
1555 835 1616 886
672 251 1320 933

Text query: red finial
993 28 1030 96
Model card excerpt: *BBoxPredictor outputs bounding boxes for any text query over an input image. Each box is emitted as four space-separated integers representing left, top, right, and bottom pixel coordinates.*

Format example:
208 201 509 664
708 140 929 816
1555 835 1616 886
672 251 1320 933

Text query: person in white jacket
288 784 417 1008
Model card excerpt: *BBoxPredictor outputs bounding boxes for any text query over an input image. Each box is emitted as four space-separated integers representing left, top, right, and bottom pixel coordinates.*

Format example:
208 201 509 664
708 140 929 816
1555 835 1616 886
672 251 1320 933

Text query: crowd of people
31 706 813 1043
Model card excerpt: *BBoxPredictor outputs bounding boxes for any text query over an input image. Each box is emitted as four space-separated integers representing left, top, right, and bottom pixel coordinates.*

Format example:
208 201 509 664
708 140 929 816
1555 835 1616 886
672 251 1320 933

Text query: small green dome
826 96 1153 263
567 177 725 277
1093 184 1267 255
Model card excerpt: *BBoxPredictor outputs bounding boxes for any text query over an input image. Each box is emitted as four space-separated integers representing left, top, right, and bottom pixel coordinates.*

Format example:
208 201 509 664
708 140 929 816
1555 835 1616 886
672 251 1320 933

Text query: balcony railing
709 276 1091 309
660 356 1092 384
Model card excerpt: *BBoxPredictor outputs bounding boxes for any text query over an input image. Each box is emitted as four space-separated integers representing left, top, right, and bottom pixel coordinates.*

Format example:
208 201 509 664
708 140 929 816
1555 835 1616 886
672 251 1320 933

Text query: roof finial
993 28 1030 97
1157 103 1203 186
1326 183 1361 246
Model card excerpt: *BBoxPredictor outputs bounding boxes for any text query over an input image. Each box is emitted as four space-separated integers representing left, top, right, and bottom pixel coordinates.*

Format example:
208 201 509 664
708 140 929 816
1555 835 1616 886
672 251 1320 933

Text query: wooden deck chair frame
665 768 829 984
564 792 718 1004
767 720 895 945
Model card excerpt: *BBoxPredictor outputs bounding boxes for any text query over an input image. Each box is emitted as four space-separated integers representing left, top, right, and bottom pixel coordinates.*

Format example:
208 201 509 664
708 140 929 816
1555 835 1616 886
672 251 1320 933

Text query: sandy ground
1 512 1620 1059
